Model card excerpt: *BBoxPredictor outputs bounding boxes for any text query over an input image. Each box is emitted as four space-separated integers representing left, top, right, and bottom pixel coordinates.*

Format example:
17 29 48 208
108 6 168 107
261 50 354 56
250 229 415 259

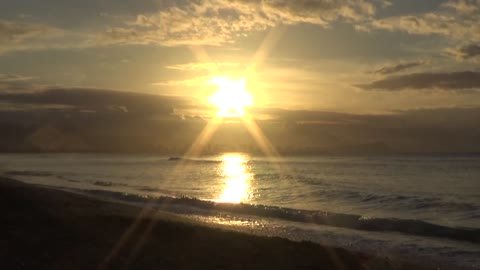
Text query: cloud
358 2 480 42
0 73 42 92
257 105 480 125
0 19 63 54
1 90 480 153
356 71 480 91
251 107 370 124
367 14 478 40
442 0 479 14
0 1 388 51
165 62 241 71
0 88 196 115
446 43 480 61
152 77 209 87
0 20 54 42
0 74 32 82
371 60 425 75
98 0 385 46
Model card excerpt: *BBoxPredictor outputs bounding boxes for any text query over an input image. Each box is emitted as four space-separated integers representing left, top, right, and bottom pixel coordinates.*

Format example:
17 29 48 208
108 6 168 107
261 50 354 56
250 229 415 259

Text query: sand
0 177 435 270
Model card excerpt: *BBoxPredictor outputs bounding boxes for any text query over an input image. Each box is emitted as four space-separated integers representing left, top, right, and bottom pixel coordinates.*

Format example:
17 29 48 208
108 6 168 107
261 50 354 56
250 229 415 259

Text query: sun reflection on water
217 153 252 204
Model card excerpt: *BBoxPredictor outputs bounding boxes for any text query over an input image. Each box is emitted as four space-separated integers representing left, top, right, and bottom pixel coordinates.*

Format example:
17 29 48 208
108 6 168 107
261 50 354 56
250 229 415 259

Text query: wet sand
0 177 435 270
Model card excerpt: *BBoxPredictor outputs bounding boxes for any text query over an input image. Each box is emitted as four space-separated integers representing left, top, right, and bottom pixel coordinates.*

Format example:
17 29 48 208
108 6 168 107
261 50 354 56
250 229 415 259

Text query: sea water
1 153 479 269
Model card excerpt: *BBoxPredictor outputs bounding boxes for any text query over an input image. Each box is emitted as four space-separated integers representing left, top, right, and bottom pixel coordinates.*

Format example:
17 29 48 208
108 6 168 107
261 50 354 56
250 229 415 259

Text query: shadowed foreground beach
0 177 437 270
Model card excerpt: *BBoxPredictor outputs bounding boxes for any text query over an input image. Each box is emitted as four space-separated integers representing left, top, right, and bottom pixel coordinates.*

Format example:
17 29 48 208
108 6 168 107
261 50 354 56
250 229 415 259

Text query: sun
208 76 253 117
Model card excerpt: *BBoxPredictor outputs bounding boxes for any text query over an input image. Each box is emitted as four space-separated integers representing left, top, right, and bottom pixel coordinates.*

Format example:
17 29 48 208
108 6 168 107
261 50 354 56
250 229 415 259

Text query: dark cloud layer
252 107 368 124
0 73 38 92
372 61 425 75
1 103 479 154
0 88 195 115
448 43 480 60
357 71 480 91
0 88 479 153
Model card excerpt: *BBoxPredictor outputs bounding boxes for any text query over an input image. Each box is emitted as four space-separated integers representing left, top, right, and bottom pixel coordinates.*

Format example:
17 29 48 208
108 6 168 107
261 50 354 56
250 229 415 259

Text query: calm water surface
1 153 480 269
1 153 478 227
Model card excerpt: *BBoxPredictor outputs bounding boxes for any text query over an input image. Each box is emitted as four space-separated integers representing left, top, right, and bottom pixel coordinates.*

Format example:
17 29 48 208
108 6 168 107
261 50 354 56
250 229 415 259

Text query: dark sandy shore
0 177 436 270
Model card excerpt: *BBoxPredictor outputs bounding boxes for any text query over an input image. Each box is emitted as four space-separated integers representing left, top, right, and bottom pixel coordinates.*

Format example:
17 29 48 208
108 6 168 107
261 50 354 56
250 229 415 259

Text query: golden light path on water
216 153 252 204
100 27 289 269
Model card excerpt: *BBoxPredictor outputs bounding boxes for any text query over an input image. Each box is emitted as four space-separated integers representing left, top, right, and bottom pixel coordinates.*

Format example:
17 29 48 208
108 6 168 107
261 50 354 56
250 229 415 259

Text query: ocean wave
309 188 479 213
168 157 222 164
92 180 113 187
77 189 480 245
5 170 54 177
358 193 479 212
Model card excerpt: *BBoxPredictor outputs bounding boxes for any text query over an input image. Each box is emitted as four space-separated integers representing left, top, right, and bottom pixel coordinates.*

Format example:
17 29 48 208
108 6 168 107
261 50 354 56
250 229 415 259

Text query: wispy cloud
0 73 44 92
371 60 426 75
0 88 195 114
358 1 480 42
0 19 65 54
446 43 480 61
165 62 241 71
357 71 480 91
0 74 32 82
97 0 386 46
152 77 210 87
0 20 58 42
0 1 390 51
442 0 479 14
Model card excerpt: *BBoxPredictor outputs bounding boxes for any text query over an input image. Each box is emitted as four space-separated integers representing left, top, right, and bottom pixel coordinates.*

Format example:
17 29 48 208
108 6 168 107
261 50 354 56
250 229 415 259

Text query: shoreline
0 177 443 269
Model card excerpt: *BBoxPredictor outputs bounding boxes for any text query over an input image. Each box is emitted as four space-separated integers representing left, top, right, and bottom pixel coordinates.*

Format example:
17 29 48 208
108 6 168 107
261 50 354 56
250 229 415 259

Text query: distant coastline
1 149 480 156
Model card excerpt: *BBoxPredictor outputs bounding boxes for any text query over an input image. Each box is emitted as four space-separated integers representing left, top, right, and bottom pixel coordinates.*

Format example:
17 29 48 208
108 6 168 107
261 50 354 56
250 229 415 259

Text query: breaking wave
77 189 480 245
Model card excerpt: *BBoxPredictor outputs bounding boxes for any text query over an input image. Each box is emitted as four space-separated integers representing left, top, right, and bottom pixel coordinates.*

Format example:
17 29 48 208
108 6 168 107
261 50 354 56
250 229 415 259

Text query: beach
0 177 438 270
2 0 480 268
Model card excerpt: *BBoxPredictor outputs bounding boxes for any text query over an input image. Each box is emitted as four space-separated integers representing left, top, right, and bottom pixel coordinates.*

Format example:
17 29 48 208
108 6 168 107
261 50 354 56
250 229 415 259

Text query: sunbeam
100 25 288 269
244 26 286 78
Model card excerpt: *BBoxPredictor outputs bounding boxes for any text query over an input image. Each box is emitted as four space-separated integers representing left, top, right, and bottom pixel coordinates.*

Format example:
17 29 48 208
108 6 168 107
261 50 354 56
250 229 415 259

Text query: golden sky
1 0 480 117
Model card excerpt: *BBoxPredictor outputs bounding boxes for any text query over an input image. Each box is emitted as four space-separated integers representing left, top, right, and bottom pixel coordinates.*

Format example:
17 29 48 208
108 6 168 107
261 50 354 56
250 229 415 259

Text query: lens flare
209 76 253 117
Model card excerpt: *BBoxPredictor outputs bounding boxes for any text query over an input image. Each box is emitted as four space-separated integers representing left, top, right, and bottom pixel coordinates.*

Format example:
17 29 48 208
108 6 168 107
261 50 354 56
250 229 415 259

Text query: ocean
1 153 479 269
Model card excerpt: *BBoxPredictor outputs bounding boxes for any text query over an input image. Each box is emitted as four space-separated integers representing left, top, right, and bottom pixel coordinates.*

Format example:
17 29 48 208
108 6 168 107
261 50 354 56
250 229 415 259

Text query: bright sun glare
217 153 252 204
209 76 253 117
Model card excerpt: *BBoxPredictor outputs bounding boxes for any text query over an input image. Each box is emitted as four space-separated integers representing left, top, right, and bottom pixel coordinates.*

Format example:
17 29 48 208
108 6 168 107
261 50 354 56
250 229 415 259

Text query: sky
1 0 480 153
